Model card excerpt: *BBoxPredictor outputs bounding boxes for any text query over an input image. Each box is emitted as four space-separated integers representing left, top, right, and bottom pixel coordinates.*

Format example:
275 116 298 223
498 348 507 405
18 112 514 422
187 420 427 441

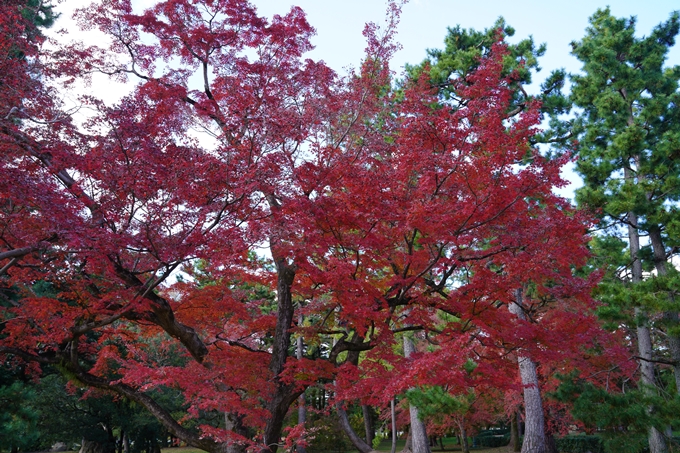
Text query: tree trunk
79 439 116 453
337 405 376 453
363 405 375 447
458 419 469 453
123 433 130 453
544 433 557 453
260 259 303 453
627 208 668 453
225 413 248 453
297 318 307 453
402 430 412 453
510 414 520 452
391 399 397 453
403 336 431 453
509 288 547 453
649 226 680 395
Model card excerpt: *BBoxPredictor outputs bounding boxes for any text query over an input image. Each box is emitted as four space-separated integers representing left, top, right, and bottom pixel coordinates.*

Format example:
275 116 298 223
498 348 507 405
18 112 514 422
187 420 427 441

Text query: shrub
555 435 604 453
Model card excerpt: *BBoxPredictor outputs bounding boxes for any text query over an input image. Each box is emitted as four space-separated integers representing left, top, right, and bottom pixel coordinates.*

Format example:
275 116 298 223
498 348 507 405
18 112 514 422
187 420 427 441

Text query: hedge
555 435 605 453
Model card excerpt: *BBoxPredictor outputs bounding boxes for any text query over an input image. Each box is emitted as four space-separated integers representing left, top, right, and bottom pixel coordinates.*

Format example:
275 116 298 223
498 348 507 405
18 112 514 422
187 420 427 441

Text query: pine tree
570 8 680 453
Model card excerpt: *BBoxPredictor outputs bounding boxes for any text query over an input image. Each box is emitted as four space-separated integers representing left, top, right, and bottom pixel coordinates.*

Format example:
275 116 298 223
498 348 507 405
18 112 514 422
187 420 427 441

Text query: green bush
555 435 604 453
476 434 509 447
474 429 510 448
306 418 351 453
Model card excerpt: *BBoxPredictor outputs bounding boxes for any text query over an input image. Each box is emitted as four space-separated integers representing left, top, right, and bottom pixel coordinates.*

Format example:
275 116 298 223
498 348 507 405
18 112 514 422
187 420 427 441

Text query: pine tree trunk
458 419 469 453
402 430 412 453
403 336 431 453
627 207 668 453
509 288 547 453
649 227 680 395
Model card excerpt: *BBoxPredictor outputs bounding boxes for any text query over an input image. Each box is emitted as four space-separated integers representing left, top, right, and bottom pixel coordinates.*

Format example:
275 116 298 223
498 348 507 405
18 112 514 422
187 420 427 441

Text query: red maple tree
0 1 622 452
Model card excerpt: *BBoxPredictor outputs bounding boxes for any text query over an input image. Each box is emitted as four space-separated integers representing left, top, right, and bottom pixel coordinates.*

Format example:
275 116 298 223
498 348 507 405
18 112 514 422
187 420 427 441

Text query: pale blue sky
251 1 680 198
254 1 680 82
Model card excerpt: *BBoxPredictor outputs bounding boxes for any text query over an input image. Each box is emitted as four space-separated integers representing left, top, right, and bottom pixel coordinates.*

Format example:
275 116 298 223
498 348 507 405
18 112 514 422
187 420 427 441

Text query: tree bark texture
261 259 302 453
403 336 431 453
297 321 307 453
509 289 547 453
391 399 397 453
649 227 680 395
510 414 520 452
457 419 469 453
628 208 668 453
363 405 375 447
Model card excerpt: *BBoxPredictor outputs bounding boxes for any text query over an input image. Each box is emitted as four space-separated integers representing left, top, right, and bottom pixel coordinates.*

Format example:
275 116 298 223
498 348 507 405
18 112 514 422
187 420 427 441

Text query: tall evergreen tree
570 8 680 453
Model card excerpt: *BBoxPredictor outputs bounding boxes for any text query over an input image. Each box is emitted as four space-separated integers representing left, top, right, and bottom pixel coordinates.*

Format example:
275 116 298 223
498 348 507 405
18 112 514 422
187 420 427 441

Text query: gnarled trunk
261 259 303 453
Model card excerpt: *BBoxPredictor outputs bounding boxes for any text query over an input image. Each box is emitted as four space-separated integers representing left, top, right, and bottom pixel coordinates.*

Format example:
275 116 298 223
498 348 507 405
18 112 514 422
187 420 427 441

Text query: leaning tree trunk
403 336 431 453
627 205 668 453
509 288 547 453
337 405 377 453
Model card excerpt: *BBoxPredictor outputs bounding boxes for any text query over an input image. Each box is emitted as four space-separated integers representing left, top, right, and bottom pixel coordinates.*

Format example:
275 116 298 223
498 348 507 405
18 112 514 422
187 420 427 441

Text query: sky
47 0 680 199
252 0 680 80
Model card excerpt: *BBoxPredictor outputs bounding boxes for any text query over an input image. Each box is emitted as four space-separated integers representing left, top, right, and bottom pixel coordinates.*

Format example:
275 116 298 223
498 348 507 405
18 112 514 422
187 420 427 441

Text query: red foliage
0 1 629 451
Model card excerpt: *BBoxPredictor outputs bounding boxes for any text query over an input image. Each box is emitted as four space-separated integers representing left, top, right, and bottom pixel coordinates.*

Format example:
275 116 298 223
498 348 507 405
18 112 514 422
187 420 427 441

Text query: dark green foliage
405 18 544 96
554 373 680 453
305 417 352 453
571 7 680 236
404 17 570 146
405 386 470 420
555 435 605 453
21 0 57 30
0 381 41 452
474 429 510 448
